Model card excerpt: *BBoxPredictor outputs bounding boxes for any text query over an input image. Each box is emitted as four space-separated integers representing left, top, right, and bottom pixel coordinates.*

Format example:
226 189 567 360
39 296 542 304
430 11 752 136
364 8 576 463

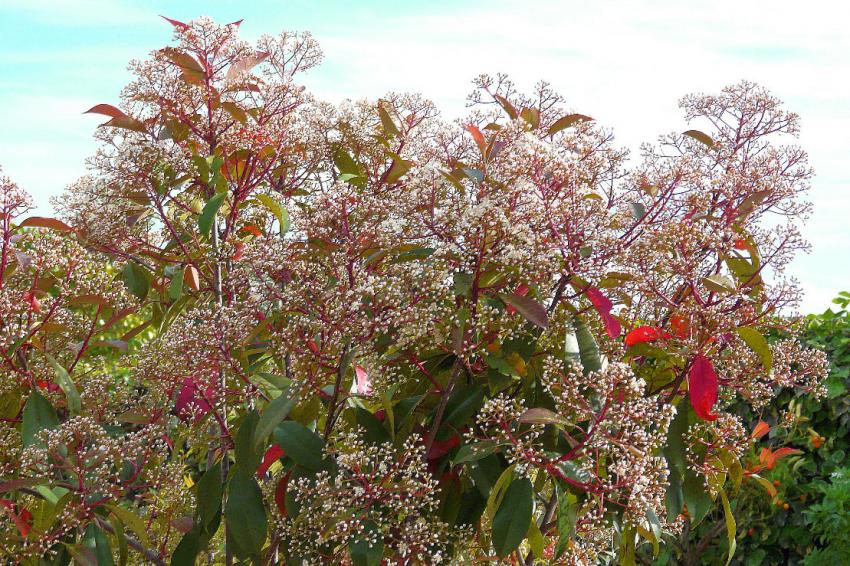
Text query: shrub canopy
0 16 828 565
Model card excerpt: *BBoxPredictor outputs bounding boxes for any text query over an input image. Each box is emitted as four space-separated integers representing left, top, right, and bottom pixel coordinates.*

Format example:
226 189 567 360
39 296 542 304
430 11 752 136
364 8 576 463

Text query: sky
1 0 848 313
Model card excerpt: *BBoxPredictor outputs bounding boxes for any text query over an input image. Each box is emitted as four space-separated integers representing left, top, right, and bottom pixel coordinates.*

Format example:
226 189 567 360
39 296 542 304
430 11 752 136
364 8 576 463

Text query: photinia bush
0 16 829 565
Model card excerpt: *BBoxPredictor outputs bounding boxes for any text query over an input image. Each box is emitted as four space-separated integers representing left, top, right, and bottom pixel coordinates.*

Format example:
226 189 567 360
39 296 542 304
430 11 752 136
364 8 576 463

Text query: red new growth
689 354 719 421
759 447 803 470
670 314 690 339
624 325 670 347
586 287 621 339
257 444 285 478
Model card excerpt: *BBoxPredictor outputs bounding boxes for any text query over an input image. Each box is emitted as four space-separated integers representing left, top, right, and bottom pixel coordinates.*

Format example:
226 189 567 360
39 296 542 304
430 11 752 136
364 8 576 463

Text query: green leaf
703 274 736 293
82 524 116 566
21 390 59 447
384 159 409 184
719 489 737 565
378 103 400 137
198 191 227 238
491 477 533 557
518 407 569 426
555 484 578 558
572 316 602 375
442 385 485 429
629 202 646 221
736 327 773 373
234 411 261 475
664 401 689 478
46 354 81 416
683 129 716 149
168 272 183 301
170 530 200 566
121 262 150 301
452 441 499 465
355 408 390 444
111 513 129 566
106 504 153 547
253 391 296 451
255 194 290 234
273 421 325 472
348 519 383 566
195 461 223 534
499 293 548 329
547 113 593 136
485 465 515 521
333 147 361 178
225 471 268 560
682 468 712 525
527 518 545 560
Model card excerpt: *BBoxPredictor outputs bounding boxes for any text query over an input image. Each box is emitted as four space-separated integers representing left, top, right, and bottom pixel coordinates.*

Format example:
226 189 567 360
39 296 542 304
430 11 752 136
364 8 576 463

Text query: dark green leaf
273 421 325 472
82 524 115 566
442 385 485 429
170 530 200 566
121 262 150 301
349 520 383 566
572 316 602 375
235 411 261 475
555 484 578 558
225 471 267 559
195 462 223 534
253 391 296 451
22 390 59 447
491 477 533 557
46 354 81 416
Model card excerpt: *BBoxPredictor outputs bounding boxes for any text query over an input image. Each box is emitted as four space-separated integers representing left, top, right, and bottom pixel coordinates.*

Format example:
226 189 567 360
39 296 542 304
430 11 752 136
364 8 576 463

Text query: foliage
0 16 828 565
675 293 850 565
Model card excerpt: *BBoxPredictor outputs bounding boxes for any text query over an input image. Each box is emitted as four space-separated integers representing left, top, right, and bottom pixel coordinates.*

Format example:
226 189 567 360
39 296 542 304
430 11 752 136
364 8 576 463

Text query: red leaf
586 287 621 338
500 292 548 329
18 216 72 232
160 15 190 30
624 325 670 347
174 378 213 423
183 265 200 291
751 420 770 440
22 291 43 313
670 314 691 339
355 365 372 396
760 446 803 470
274 473 290 516
0 499 32 538
688 355 718 421
257 444 285 478
465 124 487 156
427 434 460 461
226 51 269 81
505 283 529 315
84 103 127 119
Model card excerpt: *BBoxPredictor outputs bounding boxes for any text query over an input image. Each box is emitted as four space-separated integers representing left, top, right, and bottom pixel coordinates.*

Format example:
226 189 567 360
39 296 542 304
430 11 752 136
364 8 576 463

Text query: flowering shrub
677 293 850 565
0 16 828 565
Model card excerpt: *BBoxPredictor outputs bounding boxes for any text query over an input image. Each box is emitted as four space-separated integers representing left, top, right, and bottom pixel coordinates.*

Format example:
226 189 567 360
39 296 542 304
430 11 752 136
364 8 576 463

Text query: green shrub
672 292 850 565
